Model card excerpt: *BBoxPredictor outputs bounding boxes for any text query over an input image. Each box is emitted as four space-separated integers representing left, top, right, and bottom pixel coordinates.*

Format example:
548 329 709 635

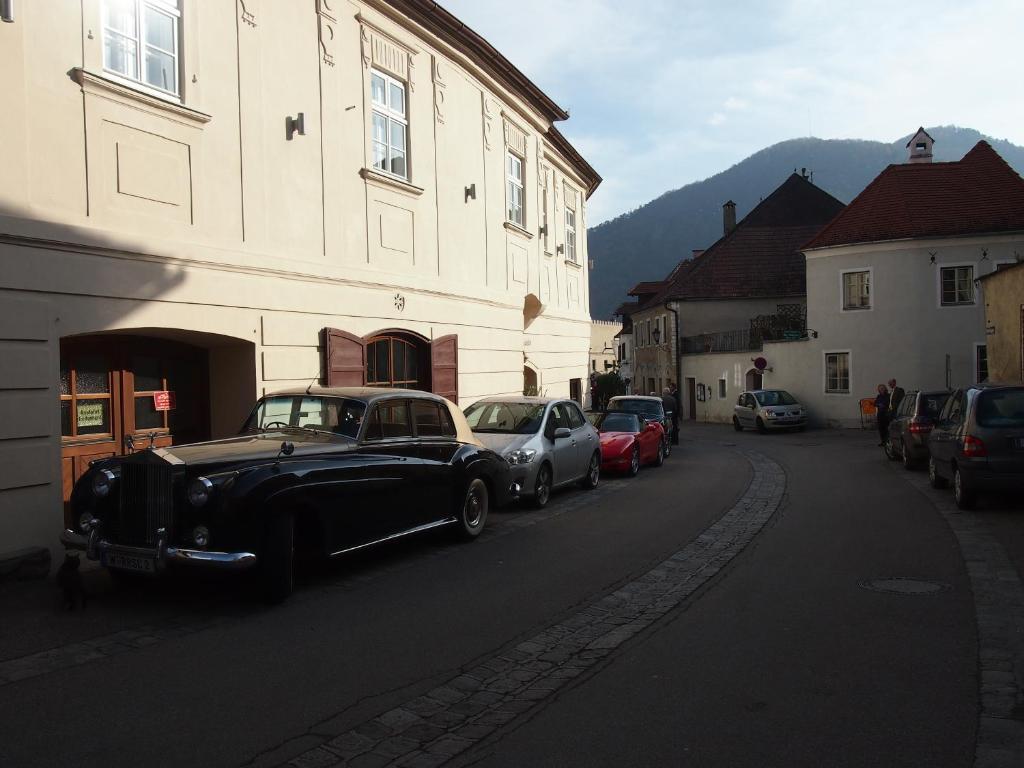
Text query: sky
441 0 1024 226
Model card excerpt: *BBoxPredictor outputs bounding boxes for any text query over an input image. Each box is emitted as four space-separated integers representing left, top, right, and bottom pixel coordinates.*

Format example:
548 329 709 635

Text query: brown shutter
431 334 459 403
322 328 367 387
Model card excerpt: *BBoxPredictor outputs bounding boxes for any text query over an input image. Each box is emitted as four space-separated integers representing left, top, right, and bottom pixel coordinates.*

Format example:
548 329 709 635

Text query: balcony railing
681 329 757 354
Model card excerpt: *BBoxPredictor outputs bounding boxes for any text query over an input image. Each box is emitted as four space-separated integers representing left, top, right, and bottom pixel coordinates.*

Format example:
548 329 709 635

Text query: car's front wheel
581 452 600 490
953 467 976 510
901 441 915 470
628 445 640 476
928 457 948 489
732 416 743 432
456 478 489 540
532 464 552 509
884 439 898 461
653 442 664 467
756 417 767 434
260 512 294 604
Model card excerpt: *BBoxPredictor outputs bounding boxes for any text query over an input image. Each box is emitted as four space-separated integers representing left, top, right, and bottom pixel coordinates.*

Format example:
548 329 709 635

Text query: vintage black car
62 387 517 601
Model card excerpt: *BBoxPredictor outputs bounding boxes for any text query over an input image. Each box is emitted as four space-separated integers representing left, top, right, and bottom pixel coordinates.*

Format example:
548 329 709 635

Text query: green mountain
588 126 1024 319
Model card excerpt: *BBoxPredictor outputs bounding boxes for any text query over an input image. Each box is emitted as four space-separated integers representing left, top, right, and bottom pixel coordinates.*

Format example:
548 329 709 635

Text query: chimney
907 126 934 164
723 201 736 235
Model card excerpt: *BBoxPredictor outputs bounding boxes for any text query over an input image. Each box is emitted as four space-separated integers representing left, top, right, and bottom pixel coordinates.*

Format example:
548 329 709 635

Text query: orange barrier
859 398 877 429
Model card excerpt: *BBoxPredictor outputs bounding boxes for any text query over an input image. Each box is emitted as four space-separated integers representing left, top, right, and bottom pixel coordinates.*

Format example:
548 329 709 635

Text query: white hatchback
733 389 807 433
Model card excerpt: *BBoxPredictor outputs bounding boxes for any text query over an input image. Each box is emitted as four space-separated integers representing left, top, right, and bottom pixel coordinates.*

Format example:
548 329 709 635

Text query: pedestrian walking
888 378 905 412
661 387 679 444
874 383 890 447
667 383 680 444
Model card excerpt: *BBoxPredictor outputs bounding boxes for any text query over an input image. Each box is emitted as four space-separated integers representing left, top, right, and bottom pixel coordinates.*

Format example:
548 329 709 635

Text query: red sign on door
153 391 176 411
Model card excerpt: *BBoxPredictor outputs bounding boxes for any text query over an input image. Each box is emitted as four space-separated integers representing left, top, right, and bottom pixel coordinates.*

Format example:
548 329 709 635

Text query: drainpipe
665 300 681 414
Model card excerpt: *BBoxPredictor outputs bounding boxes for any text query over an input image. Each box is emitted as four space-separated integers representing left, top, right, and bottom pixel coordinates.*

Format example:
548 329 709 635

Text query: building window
941 266 975 306
371 69 408 180
565 205 578 263
103 0 181 96
842 270 871 310
976 344 988 383
719 378 726 398
507 152 524 227
825 352 850 394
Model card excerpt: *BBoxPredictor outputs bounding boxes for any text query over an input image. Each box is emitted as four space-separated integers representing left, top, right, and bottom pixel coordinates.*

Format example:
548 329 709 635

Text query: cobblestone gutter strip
276 450 786 768
890 464 1024 768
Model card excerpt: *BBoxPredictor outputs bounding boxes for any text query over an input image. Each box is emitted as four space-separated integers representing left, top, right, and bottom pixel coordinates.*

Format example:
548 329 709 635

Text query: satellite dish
753 357 768 371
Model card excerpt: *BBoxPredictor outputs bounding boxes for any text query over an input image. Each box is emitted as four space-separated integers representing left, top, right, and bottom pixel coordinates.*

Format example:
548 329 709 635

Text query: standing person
668 382 681 444
888 378 905 413
874 383 890 447
661 387 679 445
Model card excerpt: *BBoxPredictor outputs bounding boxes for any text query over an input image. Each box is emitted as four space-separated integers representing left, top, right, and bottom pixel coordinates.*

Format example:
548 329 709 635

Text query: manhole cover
859 577 951 596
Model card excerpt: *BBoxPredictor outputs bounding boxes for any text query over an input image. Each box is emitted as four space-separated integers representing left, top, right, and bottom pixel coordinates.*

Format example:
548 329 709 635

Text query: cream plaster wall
0 0 597 563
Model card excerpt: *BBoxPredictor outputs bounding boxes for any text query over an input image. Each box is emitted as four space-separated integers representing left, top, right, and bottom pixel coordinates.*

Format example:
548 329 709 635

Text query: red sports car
594 411 665 476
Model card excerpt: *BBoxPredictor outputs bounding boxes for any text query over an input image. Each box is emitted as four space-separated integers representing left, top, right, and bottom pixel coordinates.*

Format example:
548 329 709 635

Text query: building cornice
803 230 1024 259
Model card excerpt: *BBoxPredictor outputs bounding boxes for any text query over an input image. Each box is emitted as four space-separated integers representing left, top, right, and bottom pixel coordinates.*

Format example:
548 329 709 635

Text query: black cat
56 552 88 611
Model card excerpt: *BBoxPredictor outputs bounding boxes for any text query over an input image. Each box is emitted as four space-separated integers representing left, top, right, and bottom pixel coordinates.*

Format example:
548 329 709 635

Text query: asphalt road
0 424 991 767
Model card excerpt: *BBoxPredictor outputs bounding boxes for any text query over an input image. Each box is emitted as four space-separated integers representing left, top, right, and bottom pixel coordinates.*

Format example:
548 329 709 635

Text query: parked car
927 383 1024 509
463 397 601 509
593 411 665 475
62 388 514 602
885 389 950 468
733 389 807 432
606 396 672 458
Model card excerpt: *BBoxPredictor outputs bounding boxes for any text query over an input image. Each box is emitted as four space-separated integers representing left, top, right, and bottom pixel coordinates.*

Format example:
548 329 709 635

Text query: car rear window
975 389 1024 428
596 412 640 433
609 399 664 419
920 393 948 419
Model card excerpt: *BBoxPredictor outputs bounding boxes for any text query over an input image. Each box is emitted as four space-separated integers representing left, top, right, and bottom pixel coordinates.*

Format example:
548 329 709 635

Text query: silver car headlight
91 469 116 498
506 449 537 465
187 476 214 507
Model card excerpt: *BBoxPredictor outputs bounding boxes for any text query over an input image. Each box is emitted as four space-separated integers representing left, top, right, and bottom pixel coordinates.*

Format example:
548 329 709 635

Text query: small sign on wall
153 391 176 411
77 402 105 428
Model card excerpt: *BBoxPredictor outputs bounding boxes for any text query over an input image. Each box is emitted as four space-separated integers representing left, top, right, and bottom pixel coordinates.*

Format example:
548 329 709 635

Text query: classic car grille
118 462 175 546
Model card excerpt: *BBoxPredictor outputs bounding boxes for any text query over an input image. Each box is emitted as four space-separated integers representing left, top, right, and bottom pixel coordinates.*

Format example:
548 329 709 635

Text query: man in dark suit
888 378 905 413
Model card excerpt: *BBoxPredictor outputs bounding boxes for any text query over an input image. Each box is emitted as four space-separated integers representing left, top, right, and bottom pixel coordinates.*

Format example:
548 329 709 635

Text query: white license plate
103 552 156 573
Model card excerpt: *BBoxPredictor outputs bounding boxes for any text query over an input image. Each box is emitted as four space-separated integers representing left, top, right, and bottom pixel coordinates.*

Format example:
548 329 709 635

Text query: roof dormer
907 127 934 164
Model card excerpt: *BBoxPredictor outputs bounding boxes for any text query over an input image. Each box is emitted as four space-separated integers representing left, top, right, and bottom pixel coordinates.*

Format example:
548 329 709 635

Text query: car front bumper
763 417 807 429
61 528 258 572
508 460 543 499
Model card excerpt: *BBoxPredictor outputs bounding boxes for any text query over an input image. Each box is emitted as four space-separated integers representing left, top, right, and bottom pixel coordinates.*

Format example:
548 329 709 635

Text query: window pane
412 402 442 436
134 395 164 430
390 151 407 179
104 0 136 36
372 141 388 172
133 356 163 392
407 344 418 382
104 33 138 78
375 340 390 384
390 121 406 153
61 401 72 437
60 363 71 396
371 73 386 106
144 6 175 51
75 356 110 394
76 399 111 435
380 402 412 438
145 47 177 92
393 340 407 383
372 113 388 144
389 81 405 116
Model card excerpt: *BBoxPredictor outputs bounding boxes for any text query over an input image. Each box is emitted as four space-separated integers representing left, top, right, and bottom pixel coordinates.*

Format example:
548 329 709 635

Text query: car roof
264 386 447 405
964 382 1024 392
609 395 662 403
468 396 562 405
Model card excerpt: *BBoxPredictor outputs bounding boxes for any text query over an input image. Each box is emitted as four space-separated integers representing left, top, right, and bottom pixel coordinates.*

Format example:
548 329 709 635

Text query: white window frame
938 263 976 308
102 0 182 98
370 68 410 181
565 202 578 263
839 267 872 312
506 151 525 228
974 342 988 383
824 350 852 395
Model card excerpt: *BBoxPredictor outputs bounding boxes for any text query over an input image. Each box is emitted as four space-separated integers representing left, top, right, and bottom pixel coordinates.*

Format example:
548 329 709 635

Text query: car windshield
975 389 1024 428
755 390 797 406
463 402 546 434
921 393 949 418
242 396 366 439
609 399 664 419
595 412 640 434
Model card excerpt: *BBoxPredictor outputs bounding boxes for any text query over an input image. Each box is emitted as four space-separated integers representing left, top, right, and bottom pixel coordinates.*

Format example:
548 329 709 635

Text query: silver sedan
464 397 601 508
733 389 807 433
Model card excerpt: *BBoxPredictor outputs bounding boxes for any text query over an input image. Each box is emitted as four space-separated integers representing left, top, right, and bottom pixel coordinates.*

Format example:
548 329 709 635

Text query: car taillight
908 421 932 434
962 435 987 457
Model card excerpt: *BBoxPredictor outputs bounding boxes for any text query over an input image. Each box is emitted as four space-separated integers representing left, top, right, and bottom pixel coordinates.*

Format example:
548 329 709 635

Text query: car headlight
506 449 537 465
78 512 98 532
192 525 210 547
187 476 214 507
91 469 116 498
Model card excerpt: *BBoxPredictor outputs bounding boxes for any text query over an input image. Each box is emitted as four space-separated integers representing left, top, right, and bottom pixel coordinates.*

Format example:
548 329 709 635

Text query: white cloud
440 0 1024 224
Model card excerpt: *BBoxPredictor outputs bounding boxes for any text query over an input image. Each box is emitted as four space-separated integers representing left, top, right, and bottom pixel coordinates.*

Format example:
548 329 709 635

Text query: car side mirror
553 427 571 440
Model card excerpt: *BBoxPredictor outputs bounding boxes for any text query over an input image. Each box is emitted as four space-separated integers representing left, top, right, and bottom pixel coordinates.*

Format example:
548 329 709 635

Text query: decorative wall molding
503 118 527 157
239 0 257 28
317 17 337 67
432 58 447 125
71 68 211 126
358 19 414 82
482 97 496 150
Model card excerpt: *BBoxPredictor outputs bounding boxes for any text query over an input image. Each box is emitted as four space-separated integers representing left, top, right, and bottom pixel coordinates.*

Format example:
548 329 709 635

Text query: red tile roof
627 281 667 297
805 141 1024 250
647 174 845 305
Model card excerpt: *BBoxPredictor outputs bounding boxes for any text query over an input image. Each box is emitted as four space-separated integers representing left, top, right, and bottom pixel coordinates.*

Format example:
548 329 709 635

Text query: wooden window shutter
430 334 459 403
322 328 367 387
